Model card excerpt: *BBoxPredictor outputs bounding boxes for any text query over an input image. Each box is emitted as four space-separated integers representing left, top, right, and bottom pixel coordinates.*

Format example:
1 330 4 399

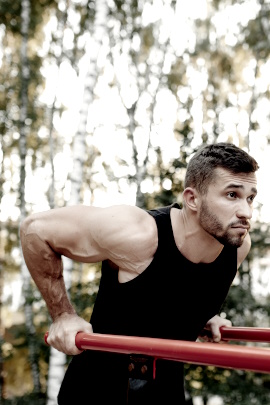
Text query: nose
236 200 253 220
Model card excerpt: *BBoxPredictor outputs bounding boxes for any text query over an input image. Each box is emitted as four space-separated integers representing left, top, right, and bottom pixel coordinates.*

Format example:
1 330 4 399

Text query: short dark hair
184 142 259 194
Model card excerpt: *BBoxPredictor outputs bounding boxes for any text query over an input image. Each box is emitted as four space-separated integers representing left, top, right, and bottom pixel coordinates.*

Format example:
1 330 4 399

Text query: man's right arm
20 204 157 354
20 209 96 354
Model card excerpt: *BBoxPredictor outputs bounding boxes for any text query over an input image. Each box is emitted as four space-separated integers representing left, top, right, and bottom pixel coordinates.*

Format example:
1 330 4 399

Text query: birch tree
19 0 42 396
0 138 4 404
46 1 108 403
47 3 68 210
45 2 69 404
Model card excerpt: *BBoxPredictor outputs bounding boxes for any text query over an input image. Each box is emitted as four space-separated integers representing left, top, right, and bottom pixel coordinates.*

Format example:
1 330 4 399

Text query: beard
199 199 248 247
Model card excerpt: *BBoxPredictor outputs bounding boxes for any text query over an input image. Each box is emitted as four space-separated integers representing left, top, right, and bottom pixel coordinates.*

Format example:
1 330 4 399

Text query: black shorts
58 350 185 404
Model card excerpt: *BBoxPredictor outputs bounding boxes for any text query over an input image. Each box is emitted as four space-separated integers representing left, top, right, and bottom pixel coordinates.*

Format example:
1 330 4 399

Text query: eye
227 191 237 199
248 195 256 204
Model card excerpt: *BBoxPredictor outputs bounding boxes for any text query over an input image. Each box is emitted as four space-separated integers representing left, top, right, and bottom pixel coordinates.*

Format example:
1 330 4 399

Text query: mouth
230 226 250 235
231 222 250 231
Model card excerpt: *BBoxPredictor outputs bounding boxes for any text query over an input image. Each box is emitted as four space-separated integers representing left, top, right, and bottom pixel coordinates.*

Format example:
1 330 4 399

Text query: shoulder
96 204 158 250
96 204 156 232
94 204 158 272
237 233 251 269
75 204 158 260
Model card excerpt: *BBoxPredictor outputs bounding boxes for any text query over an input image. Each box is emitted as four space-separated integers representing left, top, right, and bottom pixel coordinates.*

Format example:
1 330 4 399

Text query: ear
183 187 199 212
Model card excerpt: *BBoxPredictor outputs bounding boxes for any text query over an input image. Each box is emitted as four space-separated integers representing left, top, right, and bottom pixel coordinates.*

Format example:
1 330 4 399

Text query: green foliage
0 0 57 36
0 0 21 34
243 2 270 59
3 393 46 405
185 363 270 405
70 276 101 321
3 314 50 400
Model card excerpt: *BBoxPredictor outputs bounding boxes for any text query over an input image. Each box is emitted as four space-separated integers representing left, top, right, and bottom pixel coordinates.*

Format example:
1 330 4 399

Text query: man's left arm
200 233 252 343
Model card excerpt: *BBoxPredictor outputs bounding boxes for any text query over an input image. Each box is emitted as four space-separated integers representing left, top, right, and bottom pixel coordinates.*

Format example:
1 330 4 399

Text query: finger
44 331 83 355
211 325 222 342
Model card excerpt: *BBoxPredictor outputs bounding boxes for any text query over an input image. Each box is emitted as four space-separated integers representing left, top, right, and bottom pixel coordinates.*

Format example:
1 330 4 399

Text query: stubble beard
199 200 246 248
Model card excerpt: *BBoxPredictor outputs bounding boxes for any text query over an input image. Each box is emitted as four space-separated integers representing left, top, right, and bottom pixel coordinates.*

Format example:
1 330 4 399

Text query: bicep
93 205 158 266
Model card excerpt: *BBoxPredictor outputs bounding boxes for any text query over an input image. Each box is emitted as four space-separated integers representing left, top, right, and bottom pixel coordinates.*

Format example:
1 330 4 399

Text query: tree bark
19 0 41 395
46 1 108 403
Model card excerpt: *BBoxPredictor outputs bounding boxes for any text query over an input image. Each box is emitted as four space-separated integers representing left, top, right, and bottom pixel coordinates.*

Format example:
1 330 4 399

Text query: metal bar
44 326 270 374
200 326 270 343
45 326 270 346
75 332 270 374
220 326 270 343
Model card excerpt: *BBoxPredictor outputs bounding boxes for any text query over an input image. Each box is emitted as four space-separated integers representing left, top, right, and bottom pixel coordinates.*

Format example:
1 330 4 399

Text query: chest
93 247 237 342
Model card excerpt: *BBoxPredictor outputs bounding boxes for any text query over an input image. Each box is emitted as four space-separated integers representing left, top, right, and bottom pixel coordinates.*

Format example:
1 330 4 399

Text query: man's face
198 168 257 247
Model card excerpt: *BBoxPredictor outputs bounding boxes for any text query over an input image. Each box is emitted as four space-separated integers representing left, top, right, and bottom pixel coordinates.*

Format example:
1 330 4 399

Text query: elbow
20 215 33 237
19 216 34 260
20 214 39 246
20 213 51 264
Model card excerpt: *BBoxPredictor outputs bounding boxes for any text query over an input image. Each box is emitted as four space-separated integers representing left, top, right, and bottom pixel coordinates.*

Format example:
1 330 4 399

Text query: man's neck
170 207 224 264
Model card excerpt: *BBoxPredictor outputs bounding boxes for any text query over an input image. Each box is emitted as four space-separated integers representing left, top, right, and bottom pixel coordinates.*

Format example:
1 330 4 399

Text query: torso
91 203 238 341
118 204 225 283
60 204 238 404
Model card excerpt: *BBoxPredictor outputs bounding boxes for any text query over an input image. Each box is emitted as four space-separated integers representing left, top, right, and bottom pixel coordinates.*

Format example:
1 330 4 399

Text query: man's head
184 142 259 195
183 143 259 247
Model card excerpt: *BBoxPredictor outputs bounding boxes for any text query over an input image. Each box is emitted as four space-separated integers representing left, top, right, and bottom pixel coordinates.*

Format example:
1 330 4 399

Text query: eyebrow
225 184 258 195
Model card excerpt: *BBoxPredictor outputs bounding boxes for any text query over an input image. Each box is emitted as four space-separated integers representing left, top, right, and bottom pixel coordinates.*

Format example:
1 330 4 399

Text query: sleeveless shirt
58 203 237 404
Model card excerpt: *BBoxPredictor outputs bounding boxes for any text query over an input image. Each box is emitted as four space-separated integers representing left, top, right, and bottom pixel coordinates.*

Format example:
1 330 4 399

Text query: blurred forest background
1 0 270 404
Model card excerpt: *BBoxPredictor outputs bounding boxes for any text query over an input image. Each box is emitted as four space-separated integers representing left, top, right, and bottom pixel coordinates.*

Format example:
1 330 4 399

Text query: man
20 142 259 404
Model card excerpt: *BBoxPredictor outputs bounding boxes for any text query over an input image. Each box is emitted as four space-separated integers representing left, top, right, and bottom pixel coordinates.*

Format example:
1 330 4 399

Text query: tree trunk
46 1 108 403
45 2 69 404
0 135 5 403
19 0 41 394
0 257 4 404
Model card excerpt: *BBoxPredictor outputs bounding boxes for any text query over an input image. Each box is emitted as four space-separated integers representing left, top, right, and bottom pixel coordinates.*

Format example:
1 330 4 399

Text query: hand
198 315 232 343
46 313 93 355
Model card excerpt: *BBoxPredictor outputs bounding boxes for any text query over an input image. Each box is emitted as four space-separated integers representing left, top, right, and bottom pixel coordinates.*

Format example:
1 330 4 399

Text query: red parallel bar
75 332 270 374
219 326 270 343
45 326 270 345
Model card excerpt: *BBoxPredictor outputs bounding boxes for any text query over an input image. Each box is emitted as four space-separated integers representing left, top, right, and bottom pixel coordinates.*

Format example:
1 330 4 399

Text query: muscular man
20 142 259 404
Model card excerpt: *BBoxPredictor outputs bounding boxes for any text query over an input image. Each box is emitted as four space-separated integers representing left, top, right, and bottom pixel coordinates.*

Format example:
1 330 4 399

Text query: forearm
20 216 76 321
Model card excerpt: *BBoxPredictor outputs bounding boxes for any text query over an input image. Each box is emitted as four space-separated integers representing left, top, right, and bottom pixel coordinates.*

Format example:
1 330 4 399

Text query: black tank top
91 203 237 341
59 204 237 404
